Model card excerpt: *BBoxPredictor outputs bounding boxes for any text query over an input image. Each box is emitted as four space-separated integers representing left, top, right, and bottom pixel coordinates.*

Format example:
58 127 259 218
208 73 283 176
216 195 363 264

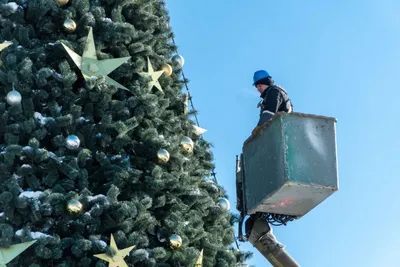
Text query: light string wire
159 0 241 250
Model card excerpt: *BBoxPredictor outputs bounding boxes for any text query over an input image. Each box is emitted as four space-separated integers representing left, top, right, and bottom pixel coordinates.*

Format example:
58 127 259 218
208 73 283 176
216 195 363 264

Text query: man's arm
257 88 281 126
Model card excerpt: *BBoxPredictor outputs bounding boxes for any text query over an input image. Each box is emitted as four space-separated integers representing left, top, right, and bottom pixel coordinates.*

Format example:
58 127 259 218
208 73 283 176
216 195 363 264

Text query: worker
240 70 295 236
252 70 293 132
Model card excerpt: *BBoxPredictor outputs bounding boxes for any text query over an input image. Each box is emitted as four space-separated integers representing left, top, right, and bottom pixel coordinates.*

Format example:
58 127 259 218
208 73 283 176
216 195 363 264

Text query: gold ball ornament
169 234 182 249
63 19 77 33
157 149 170 163
67 199 83 214
161 64 173 77
180 136 194 154
56 0 69 5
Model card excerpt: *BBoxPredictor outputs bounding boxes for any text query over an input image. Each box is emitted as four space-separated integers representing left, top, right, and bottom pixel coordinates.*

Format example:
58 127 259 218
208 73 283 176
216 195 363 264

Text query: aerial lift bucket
236 112 339 266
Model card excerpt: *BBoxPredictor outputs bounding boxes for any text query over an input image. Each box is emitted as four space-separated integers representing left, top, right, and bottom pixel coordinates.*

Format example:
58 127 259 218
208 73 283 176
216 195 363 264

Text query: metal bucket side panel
242 117 286 214
283 114 339 189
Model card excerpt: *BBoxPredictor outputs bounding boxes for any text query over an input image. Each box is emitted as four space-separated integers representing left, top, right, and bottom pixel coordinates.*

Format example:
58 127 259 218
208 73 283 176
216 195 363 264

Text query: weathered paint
241 112 339 217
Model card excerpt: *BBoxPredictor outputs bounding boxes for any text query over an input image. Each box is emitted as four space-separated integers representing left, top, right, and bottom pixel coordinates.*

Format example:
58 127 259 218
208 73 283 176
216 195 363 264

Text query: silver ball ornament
218 197 230 211
65 135 80 150
6 90 22 105
157 149 170 163
63 19 77 33
171 55 184 68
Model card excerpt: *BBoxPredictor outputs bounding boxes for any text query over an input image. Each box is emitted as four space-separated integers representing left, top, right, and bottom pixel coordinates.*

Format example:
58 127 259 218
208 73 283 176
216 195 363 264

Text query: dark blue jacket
257 85 293 126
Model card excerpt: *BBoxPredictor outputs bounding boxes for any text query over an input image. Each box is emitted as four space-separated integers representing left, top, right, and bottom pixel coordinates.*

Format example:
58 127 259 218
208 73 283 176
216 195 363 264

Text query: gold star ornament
195 249 203 267
0 240 36 266
61 27 131 91
0 42 12 52
140 57 164 93
193 125 207 136
94 234 135 267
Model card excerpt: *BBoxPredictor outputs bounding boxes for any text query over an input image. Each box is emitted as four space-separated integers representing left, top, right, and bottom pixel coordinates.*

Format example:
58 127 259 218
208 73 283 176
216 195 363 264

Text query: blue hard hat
253 70 271 85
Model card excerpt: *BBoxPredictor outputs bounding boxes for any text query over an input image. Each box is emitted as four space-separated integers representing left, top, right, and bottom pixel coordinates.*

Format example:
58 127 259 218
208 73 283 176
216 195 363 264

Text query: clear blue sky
166 1 400 266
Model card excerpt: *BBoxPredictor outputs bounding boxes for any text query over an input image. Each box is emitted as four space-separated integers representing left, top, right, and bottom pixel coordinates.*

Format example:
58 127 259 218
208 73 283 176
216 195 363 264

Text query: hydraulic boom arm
246 216 300 267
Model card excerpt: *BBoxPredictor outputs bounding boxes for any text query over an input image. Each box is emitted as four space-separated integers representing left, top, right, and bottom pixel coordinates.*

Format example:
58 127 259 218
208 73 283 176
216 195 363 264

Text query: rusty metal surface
242 112 339 216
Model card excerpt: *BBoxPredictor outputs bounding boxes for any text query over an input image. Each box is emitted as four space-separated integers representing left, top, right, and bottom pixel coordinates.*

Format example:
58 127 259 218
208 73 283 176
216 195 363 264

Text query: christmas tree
0 0 251 266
